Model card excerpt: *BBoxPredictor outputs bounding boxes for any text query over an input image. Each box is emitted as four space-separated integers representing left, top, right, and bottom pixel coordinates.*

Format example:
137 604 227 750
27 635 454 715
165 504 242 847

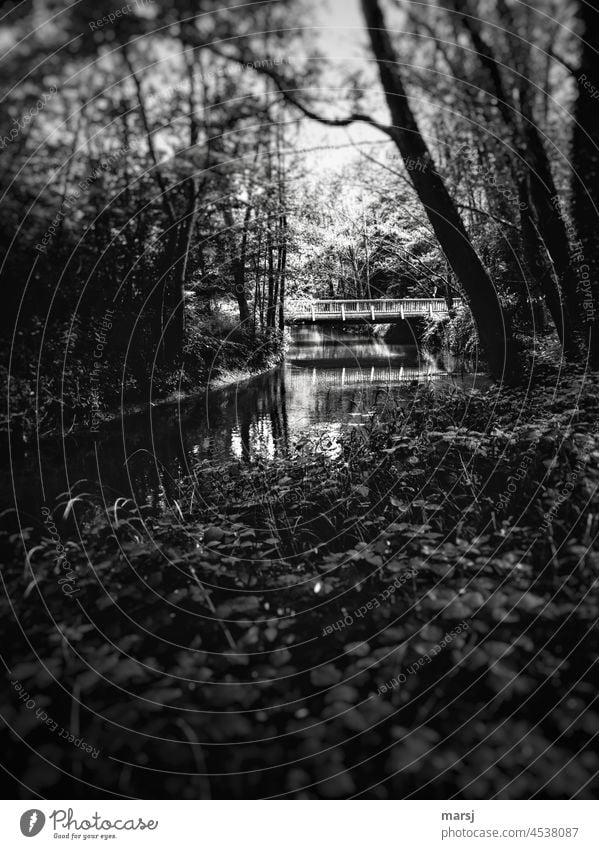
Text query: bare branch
455 203 519 230
122 44 177 225
407 12 463 80
205 44 395 137
449 0 515 130
546 48 578 77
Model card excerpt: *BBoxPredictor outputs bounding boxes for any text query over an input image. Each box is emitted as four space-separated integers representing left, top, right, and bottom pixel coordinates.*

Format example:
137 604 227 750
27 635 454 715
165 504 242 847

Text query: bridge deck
286 298 461 324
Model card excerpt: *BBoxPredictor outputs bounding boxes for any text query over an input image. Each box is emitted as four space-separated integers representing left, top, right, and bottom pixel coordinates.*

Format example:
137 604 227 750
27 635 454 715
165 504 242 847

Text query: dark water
9 327 486 523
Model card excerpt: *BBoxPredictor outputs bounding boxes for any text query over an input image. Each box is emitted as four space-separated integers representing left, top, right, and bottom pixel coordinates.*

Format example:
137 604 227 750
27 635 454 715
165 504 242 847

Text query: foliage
1 0 299 444
3 370 599 798
2 0 599 802
1 311 284 444
422 304 478 357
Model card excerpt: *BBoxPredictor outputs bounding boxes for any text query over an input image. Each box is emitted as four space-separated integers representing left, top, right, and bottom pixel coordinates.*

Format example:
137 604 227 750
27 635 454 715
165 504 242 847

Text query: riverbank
73 349 288 434
4 364 599 798
2 321 288 446
2 327 441 525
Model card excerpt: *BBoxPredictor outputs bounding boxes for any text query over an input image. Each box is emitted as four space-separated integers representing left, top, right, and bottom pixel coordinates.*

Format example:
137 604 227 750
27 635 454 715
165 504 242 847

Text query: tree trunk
451 0 582 354
123 45 186 365
348 248 360 299
235 281 251 327
520 95 582 330
266 224 276 327
519 177 574 350
224 205 252 328
275 117 287 330
362 203 372 299
360 0 514 379
278 213 287 330
444 272 454 312
571 0 599 364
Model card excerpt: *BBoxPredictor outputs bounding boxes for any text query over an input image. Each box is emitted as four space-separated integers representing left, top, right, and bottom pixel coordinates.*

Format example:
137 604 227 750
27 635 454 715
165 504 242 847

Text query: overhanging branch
205 43 395 137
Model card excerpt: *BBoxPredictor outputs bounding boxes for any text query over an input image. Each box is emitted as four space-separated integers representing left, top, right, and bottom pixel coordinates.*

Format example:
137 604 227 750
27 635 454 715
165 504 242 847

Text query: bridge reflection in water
217 326 470 464
15 328 479 518
294 364 446 386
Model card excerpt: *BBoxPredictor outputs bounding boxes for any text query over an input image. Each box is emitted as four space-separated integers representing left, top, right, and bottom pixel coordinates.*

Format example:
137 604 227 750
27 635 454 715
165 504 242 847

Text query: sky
289 0 388 177
313 0 366 57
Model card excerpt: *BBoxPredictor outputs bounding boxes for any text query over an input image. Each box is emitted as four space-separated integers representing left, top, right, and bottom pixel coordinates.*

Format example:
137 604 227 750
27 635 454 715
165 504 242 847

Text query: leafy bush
422 303 478 355
3 307 286 443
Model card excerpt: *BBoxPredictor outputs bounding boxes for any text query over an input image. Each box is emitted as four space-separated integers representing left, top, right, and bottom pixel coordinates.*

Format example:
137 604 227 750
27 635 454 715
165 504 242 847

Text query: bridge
285 298 461 324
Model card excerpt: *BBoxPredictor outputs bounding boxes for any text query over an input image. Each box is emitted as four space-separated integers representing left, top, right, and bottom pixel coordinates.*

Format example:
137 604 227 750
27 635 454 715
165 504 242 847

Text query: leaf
310 664 342 688
216 595 261 618
345 641 370 657
204 526 225 543
516 592 545 613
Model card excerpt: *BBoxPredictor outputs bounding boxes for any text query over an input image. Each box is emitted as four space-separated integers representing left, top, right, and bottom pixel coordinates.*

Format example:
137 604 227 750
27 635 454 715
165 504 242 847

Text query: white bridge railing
286 298 461 322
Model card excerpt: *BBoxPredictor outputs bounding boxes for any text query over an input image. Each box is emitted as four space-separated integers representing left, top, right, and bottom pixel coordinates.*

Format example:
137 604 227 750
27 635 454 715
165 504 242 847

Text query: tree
358 0 514 379
570 0 599 364
215 0 517 378
447 0 582 357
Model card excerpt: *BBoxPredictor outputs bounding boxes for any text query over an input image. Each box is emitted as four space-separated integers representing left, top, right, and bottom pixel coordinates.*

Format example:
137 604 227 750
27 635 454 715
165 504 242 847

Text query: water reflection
189 327 474 466
11 327 485 516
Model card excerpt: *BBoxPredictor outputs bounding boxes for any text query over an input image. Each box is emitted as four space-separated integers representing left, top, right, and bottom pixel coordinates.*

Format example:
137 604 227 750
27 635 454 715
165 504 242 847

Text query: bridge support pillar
400 305 404 320
310 304 315 322
370 305 375 321
341 304 346 322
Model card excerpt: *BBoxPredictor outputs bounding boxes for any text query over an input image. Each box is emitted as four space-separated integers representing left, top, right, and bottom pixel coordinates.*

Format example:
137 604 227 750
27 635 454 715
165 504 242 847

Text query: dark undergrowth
2 309 285 447
2 369 599 798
